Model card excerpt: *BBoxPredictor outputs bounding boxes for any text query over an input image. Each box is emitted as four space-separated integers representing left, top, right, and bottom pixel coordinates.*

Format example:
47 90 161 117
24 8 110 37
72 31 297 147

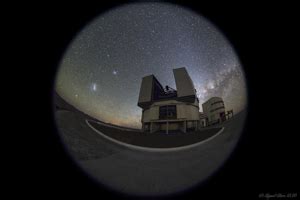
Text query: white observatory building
202 97 227 126
137 67 201 133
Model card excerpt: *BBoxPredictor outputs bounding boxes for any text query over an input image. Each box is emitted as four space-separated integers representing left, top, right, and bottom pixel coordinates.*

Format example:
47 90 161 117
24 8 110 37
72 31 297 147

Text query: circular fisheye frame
53 2 248 197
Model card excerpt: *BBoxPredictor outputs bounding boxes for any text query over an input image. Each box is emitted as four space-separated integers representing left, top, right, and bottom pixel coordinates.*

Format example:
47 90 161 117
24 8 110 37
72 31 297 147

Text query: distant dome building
137 67 200 133
202 97 233 126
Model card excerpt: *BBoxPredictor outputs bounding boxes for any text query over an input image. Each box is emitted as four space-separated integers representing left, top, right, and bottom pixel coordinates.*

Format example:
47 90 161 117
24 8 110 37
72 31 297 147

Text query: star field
55 2 247 128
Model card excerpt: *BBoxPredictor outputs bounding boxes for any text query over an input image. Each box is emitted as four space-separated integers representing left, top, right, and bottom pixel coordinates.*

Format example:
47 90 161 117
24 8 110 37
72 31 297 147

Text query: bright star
92 83 97 91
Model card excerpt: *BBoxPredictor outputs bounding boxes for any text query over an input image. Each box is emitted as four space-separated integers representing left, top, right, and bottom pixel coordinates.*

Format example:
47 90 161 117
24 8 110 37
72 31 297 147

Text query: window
159 105 177 119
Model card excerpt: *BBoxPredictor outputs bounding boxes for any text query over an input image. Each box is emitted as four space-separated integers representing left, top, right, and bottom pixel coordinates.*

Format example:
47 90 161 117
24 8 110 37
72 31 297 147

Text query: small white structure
202 97 226 126
138 67 200 133
199 112 208 128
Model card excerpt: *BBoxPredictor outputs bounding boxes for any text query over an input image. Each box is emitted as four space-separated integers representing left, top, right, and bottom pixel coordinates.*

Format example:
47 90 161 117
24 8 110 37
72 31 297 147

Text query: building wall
160 123 179 131
142 100 200 123
142 106 159 122
177 104 199 120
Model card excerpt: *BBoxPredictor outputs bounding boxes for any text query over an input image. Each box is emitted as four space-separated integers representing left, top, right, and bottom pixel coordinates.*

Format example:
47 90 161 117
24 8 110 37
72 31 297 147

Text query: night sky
55 2 247 128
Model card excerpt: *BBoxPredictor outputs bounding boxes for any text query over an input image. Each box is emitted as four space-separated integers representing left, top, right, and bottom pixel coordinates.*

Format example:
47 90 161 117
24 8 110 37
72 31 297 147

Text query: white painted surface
86 119 224 152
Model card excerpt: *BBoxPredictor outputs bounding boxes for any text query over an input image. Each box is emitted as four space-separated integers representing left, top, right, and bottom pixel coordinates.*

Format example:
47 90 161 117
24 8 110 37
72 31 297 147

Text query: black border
13 1 298 200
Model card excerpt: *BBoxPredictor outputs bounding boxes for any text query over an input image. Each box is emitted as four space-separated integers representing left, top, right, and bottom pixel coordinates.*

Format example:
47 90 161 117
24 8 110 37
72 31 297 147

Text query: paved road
55 110 246 197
